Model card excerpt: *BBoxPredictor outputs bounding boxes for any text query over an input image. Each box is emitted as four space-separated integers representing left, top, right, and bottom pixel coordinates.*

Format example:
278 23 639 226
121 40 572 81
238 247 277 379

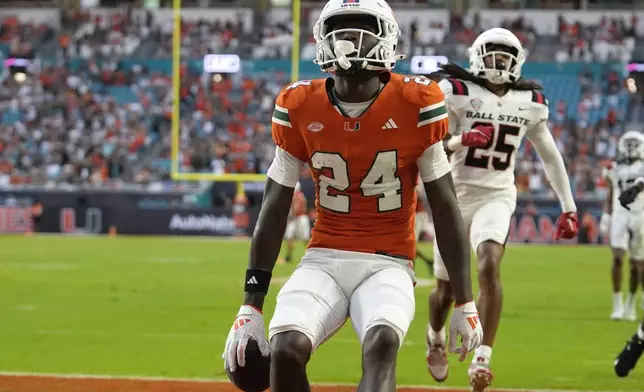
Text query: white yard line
0 328 596 351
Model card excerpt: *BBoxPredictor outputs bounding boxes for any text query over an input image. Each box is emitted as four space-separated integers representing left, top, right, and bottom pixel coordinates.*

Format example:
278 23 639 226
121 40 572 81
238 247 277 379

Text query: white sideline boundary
0 371 627 392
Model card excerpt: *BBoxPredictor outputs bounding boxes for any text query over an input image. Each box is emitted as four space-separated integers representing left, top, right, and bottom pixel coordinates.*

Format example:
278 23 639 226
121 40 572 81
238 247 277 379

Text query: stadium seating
0 7 633 198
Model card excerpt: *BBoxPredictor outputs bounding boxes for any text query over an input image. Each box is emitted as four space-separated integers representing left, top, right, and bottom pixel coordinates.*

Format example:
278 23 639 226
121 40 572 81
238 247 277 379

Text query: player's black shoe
614 333 644 377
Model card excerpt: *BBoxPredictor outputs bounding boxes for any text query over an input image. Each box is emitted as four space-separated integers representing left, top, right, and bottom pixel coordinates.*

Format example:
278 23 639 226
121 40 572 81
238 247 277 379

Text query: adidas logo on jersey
382 118 398 129
247 276 258 284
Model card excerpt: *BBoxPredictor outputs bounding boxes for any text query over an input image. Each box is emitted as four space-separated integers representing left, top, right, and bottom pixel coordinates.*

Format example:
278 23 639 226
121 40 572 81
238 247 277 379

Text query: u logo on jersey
344 121 360 132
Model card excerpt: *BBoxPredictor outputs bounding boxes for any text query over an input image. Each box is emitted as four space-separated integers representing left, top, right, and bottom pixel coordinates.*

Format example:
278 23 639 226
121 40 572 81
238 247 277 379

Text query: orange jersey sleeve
402 77 449 150
271 82 310 162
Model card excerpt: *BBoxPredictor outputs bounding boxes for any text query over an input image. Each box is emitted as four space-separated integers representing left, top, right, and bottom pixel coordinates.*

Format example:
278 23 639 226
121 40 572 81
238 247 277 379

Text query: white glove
599 213 611 236
449 301 483 361
222 305 270 372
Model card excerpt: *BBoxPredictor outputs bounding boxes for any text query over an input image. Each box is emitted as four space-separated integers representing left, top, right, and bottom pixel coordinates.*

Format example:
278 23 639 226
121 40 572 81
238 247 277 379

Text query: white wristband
446 134 464 152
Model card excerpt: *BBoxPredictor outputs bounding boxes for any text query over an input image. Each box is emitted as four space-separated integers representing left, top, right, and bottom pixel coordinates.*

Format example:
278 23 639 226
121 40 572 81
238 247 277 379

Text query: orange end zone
0 374 479 392
1 373 603 392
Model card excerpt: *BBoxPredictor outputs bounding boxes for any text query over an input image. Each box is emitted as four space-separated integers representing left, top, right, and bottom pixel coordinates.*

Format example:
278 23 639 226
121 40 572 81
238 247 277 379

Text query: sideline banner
0 190 604 243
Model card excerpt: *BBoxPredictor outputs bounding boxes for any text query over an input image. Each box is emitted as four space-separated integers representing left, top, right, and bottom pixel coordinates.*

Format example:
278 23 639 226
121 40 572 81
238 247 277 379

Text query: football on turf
226 338 270 392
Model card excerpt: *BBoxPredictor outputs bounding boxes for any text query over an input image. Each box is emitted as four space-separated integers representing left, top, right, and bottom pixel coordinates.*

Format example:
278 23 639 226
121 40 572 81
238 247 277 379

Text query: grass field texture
0 236 642 391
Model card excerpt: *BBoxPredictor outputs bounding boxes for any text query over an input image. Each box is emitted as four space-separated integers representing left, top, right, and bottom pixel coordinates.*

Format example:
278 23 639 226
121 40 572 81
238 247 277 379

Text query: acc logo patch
307 122 324 132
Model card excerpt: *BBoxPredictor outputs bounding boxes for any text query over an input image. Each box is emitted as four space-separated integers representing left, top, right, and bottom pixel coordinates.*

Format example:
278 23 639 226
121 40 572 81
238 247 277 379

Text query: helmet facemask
471 43 522 85
621 136 644 160
314 13 403 75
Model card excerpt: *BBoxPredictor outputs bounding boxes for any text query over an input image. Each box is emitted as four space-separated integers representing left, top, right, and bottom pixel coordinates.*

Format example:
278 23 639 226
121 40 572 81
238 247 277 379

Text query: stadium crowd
0 5 635 198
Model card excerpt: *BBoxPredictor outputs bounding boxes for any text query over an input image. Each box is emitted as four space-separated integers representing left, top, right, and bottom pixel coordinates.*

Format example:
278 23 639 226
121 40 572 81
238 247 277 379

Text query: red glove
461 125 494 148
554 212 579 240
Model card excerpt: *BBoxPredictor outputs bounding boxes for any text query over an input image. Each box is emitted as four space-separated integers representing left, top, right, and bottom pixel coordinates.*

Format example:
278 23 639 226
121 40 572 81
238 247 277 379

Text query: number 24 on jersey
306 77 429 214
312 151 402 213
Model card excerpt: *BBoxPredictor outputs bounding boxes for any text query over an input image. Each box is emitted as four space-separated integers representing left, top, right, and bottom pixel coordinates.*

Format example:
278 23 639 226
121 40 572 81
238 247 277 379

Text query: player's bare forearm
424 173 473 304
245 178 294 310
529 122 576 212
605 179 613 215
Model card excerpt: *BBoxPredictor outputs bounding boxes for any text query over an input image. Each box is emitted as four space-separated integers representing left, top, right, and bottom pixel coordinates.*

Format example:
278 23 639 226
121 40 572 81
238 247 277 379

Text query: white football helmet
313 0 405 74
469 28 526 85
618 131 644 160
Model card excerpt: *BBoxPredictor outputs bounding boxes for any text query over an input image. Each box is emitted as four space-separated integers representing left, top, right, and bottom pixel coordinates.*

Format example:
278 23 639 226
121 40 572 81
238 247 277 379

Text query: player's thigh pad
610 211 629 250
349 264 415 348
469 197 515 250
268 265 348 350
283 220 297 240
628 214 644 259
296 215 311 240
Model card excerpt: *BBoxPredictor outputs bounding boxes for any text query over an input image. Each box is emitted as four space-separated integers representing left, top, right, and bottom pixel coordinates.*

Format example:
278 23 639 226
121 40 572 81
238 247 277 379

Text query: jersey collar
324 73 390 118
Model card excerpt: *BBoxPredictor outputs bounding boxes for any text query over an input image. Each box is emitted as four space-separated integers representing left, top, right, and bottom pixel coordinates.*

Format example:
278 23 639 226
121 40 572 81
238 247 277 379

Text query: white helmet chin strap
334 40 356 70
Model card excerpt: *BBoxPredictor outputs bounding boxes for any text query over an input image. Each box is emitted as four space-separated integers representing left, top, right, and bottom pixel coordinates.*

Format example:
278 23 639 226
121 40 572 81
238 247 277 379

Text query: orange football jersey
271 73 448 260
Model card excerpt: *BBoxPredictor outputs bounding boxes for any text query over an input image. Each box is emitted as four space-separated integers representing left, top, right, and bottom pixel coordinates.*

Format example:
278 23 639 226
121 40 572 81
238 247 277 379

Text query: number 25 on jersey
464 122 520 171
311 151 402 213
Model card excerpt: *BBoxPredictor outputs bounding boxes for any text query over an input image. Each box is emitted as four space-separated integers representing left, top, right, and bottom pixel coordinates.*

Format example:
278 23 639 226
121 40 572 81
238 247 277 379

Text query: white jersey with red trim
439 78 549 191
608 159 644 213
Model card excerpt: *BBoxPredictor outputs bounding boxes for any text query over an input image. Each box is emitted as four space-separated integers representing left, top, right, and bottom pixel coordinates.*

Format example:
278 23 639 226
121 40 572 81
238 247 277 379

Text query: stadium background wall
0 191 603 244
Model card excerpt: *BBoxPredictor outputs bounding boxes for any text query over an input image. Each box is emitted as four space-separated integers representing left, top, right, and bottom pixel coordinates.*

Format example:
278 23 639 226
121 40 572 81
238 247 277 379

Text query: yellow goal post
170 0 302 198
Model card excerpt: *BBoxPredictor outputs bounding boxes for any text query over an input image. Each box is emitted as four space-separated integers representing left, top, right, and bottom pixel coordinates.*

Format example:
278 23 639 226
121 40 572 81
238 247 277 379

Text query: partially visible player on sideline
415 180 434 272
614 186 644 377
614 316 644 377
222 1 483 391
30 199 43 233
599 131 644 321
425 28 578 391
278 181 310 264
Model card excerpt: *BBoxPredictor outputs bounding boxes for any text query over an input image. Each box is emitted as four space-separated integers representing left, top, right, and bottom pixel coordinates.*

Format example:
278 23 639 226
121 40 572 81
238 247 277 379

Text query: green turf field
0 235 642 390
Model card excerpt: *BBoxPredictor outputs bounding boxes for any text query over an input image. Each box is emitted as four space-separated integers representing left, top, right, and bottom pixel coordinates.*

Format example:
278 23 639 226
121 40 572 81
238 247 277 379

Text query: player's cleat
623 303 637 322
611 305 624 320
614 333 644 377
468 360 494 392
426 338 448 382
